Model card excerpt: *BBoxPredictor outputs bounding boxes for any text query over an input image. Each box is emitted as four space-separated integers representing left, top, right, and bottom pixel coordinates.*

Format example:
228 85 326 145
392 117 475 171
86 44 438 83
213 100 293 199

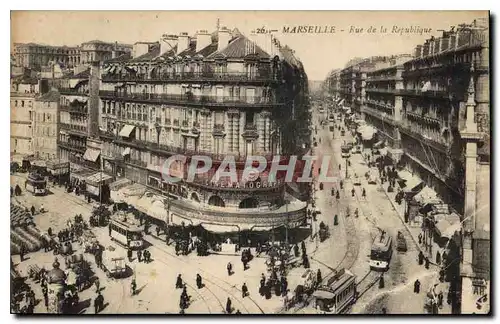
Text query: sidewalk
359 150 444 268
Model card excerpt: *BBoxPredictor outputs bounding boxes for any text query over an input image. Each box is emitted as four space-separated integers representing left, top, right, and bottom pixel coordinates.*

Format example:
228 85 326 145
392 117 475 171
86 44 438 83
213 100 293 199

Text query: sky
11 11 487 81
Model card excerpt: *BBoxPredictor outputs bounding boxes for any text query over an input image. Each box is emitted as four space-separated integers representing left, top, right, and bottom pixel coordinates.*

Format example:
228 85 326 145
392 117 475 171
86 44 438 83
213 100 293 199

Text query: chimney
160 34 178 56
217 27 231 52
132 42 150 58
178 32 190 53
195 30 211 52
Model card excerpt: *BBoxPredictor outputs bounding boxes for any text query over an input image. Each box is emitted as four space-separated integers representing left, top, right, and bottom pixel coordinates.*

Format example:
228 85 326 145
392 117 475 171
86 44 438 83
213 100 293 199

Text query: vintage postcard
10 10 490 315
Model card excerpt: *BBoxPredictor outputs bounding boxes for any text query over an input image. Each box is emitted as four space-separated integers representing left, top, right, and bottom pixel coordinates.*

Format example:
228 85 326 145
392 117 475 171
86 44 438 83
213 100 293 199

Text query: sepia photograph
9 10 490 315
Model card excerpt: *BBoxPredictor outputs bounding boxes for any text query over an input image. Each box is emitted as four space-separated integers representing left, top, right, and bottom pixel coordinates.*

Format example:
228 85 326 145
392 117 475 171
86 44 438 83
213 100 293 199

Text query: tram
312 268 356 313
25 172 48 195
369 231 393 271
109 215 144 249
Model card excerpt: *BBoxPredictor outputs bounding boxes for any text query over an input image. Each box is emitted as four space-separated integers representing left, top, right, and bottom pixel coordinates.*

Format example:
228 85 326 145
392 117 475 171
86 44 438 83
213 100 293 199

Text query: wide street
292 103 449 314
10 101 449 315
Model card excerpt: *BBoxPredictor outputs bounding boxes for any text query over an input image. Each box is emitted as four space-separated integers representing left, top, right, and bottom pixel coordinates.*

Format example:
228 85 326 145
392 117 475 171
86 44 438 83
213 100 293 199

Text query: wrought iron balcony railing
101 71 278 83
99 91 283 107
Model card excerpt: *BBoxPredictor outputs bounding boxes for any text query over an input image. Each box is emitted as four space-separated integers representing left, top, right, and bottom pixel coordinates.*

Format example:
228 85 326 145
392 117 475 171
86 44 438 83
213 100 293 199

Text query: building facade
53 70 92 166
80 40 132 65
97 27 309 232
10 78 39 155
326 18 490 314
13 43 80 70
33 90 60 160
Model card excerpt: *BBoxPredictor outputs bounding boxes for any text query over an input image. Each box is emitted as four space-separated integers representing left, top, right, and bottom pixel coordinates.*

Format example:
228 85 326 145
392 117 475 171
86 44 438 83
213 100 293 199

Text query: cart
396 231 408 252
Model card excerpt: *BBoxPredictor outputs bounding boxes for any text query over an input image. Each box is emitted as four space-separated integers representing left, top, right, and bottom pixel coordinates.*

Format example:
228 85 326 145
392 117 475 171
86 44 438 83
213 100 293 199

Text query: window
15 100 18 107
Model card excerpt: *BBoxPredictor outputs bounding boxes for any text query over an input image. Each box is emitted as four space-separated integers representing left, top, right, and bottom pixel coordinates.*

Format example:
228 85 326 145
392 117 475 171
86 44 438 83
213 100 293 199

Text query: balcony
60 123 87 137
365 87 400 94
59 88 89 96
99 91 283 108
367 75 402 82
101 71 279 84
181 120 190 130
242 124 258 139
361 106 397 125
57 140 86 153
60 105 87 115
399 89 454 100
213 123 225 136
399 121 448 153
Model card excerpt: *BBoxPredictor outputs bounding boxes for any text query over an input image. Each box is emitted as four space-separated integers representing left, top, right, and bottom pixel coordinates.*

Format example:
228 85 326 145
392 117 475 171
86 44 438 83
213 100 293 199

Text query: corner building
98 28 309 235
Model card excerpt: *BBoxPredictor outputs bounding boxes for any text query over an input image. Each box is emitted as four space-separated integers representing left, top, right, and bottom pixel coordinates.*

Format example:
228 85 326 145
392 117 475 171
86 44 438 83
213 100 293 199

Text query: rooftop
36 89 60 102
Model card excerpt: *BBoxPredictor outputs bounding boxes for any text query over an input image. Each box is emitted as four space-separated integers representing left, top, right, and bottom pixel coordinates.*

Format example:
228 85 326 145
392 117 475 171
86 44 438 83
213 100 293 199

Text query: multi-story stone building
326 18 490 314
13 41 132 71
33 90 60 160
53 70 92 165
80 40 132 65
10 77 39 155
13 43 80 70
98 27 309 235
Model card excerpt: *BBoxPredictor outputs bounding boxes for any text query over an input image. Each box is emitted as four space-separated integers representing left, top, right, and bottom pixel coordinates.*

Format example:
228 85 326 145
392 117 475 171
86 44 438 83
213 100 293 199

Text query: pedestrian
235 309 242 314
195 273 203 289
339 164 341 170
176 274 183 289
242 283 248 298
351 188 355 197
181 286 189 305
94 278 100 293
317 269 322 284
10 186 13 197
425 257 430 269
227 262 232 276
418 251 424 265
95 291 104 314
382 308 387 314
438 291 444 308
226 297 232 314
334 214 338 226
293 244 299 257
19 244 25 262
31 205 35 216
281 277 288 295
144 250 150 263
414 279 421 293
302 254 310 269
418 233 423 245
331 188 335 196
379 275 385 289
127 249 133 262
137 250 142 263
301 241 306 252
156 226 160 237
436 251 441 264
362 188 366 198
131 278 137 296
340 180 343 189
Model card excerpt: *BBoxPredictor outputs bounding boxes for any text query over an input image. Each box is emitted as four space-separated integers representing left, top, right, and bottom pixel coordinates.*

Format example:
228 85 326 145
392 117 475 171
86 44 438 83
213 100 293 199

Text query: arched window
239 197 259 209
191 192 200 203
208 195 225 207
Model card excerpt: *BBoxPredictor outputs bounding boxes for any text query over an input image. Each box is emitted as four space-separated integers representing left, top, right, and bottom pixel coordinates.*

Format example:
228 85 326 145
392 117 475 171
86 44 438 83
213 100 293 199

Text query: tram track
147 236 264 314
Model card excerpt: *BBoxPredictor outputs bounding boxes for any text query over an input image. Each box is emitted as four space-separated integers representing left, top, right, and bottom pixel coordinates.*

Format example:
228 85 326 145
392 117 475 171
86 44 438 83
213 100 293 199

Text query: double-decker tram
109 214 144 249
25 172 48 196
369 230 393 271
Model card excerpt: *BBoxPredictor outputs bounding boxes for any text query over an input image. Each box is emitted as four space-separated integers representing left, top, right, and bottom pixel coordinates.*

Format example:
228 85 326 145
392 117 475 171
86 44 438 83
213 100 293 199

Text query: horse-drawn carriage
396 231 408 252
65 254 93 291
79 230 99 254
319 222 330 242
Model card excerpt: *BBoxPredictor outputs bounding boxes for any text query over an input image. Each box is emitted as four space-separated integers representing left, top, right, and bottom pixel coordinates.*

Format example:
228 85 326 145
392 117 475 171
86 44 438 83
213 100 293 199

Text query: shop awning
312 290 335 299
119 125 135 138
397 170 424 191
200 223 240 233
413 186 438 204
83 148 100 162
435 219 462 239
147 200 168 223
86 172 113 186
373 140 385 149
378 148 388 156
122 147 131 156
